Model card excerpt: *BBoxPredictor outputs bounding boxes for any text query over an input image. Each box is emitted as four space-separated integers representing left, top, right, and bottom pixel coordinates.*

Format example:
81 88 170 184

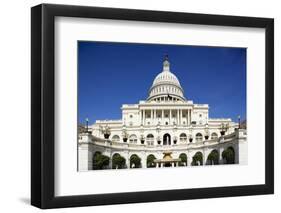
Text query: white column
182 110 185 125
190 109 192 124
142 154 147 168
143 110 145 126
187 153 193 166
189 109 191 124
187 109 190 125
177 109 179 125
140 110 142 126
219 147 224 164
203 149 206 165
153 109 156 125
154 109 156 125
152 109 154 125
154 110 157 125
169 110 172 125
151 109 153 125
162 110 164 125
141 110 144 126
180 110 182 125
127 158 130 169
238 131 248 165
186 109 188 125
78 144 93 171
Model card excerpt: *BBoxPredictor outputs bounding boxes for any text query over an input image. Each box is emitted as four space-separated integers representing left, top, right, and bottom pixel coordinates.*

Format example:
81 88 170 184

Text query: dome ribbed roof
147 56 185 102
152 71 181 88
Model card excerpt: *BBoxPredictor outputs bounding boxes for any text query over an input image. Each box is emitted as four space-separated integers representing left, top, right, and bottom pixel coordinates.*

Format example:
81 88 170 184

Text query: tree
78 124 86 134
147 154 156 168
112 153 126 169
93 152 110 170
207 150 219 165
191 152 203 166
130 154 141 168
179 153 187 166
222 147 235 164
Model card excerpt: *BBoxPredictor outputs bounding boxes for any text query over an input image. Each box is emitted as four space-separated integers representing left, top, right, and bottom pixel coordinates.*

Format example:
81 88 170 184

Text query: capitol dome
147 56 185 102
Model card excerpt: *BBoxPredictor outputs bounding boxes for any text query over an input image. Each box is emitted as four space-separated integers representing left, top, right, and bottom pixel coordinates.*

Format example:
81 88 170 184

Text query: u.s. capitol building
78 56 247 171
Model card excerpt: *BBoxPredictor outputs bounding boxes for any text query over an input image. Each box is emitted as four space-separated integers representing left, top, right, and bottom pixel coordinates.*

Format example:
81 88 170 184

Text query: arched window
129 134 137 143
195 133 203 142
146 134 154 146
163 133 171 145
179 133 187 143
211 132 218 140
112 135 120 142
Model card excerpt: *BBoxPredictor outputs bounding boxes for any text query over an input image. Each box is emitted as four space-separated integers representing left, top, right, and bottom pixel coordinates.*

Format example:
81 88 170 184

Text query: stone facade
78 56 247 171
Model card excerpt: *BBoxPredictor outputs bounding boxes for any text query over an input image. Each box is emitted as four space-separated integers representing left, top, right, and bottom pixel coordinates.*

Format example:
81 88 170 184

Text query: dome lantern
147 56 186 102
163 54 170 72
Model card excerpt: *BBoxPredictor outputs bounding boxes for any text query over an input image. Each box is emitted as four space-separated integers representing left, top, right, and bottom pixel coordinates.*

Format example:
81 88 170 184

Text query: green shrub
93 152 110 170
222 147 235 164
130 154 141 168
179 153 187 166
207 150 219 165
112 153 126 169
147 154 156 168
191 152 203 166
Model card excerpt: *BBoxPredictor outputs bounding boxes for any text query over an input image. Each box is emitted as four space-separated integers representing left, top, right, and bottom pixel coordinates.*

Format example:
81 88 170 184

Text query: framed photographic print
31 4 274 209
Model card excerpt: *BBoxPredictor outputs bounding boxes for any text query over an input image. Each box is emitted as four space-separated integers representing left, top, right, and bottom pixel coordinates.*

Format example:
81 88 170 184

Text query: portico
140 107 194 126
154 151 181 168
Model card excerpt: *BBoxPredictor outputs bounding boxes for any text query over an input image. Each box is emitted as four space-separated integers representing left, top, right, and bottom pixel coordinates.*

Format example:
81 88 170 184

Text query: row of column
156 161 180 168
140 109 192 126
92 147 232 171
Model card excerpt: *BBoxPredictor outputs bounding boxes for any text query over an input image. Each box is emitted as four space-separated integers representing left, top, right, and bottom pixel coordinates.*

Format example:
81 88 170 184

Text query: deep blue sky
78 41 246 124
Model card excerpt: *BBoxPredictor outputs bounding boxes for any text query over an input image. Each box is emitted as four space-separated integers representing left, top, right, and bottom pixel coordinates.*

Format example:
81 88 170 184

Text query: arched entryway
207 150 219 165
112 153 126 169
179 153 187 166
147 154 156 168
163 133 171 145
191 152 203 166
130 154 141 168
222 146 235 164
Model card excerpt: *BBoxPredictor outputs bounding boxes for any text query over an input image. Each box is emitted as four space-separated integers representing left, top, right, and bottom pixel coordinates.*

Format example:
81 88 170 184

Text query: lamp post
140 135 145 144
189 134 193 143
102 125 111 139
85 118 89 133
220 123 229 136
204 124 209 140
173 136 177 144
238 115 241 129
122 129 128 142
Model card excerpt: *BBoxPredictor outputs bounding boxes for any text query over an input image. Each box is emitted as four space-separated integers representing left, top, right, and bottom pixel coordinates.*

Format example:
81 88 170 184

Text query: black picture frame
31 3 274 209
